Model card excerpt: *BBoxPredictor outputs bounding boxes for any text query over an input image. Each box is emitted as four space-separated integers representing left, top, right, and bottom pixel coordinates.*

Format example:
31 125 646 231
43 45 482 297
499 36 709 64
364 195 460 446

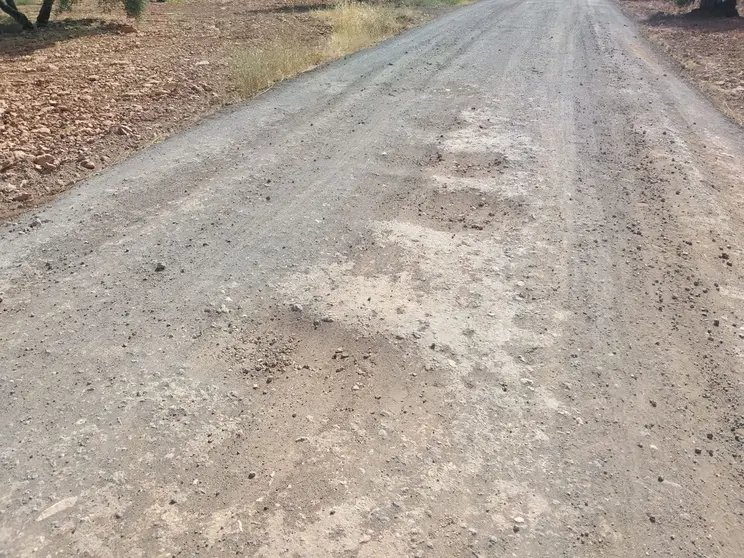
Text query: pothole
401 186 528 232
435 150 509 178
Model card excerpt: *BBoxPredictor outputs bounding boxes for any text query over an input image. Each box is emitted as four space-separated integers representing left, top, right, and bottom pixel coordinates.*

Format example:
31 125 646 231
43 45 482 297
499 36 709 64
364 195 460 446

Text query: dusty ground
0 0 333 218
618 0 744 126
1 0 744 556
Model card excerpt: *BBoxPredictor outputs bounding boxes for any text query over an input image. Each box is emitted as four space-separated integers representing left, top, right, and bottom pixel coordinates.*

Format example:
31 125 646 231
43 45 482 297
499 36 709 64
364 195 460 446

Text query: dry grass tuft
232 1 420 98
315 1 417 56
232 43 325 98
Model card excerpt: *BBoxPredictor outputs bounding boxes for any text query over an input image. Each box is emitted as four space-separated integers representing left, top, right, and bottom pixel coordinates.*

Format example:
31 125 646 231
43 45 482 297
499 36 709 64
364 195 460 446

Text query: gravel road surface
1 0 743 556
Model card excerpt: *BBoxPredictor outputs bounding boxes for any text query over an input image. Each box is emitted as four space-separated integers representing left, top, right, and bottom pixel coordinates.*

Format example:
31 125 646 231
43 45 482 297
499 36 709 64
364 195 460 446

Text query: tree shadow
644 10 743 30
248 3 338 14
0 18 136 58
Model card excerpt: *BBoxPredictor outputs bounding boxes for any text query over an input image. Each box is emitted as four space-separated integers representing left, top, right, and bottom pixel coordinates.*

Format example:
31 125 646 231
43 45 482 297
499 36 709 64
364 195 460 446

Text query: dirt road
1 0 743 555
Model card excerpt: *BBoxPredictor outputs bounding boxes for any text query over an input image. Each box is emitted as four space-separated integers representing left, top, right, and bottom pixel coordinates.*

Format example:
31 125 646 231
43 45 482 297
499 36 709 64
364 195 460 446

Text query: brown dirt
618 0 744 126
0 0 332 218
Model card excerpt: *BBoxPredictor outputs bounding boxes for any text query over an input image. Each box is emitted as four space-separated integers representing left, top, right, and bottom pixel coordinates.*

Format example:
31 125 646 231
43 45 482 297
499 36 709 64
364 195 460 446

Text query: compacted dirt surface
1 0 744 556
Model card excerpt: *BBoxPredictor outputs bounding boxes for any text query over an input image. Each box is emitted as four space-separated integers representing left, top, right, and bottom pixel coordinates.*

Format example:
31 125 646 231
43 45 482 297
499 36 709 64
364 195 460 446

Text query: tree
676 0 740 16
0 0 146 31
0 0 34 30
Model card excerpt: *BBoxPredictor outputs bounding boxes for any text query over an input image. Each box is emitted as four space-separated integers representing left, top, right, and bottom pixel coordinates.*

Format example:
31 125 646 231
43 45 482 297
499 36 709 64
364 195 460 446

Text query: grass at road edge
316 1 419 57
232 0 463 99
232 44 327 99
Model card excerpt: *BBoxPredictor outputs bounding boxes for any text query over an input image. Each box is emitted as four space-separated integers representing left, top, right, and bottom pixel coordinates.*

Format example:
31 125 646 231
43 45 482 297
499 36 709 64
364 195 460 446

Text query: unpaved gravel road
2 0 744 556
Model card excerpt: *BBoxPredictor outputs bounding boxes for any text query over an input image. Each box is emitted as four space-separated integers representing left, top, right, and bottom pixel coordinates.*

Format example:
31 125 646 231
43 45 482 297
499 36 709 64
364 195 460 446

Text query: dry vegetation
0 0 461 218
319 1 417 56
618 0 744 126
233 2 420 98
232 43 326 99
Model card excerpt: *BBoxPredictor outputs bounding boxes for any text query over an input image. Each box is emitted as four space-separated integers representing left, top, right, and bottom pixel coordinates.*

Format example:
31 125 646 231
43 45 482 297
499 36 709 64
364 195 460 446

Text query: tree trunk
696 0 739 16
5 0 17 9
0 0 34 30
36 0 55 27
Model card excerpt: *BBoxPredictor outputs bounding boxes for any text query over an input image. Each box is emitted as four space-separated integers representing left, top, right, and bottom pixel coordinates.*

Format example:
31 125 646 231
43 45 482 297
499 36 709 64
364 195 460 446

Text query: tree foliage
0 0 146 30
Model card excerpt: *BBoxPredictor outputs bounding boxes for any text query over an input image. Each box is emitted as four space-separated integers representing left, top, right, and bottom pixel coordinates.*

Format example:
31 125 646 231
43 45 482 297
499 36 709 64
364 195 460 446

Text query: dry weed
233 1 420 98
315 1 417 56
233 43 325 98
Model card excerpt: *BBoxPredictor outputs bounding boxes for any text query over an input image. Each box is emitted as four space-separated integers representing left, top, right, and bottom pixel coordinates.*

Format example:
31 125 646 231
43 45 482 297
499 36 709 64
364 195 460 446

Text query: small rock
114 124 133 136
513 516 525 524
295 436 308 442
248 471 256 479
33 153 58 173
154 263 166 272
289 303 303 312
80 159 96 170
